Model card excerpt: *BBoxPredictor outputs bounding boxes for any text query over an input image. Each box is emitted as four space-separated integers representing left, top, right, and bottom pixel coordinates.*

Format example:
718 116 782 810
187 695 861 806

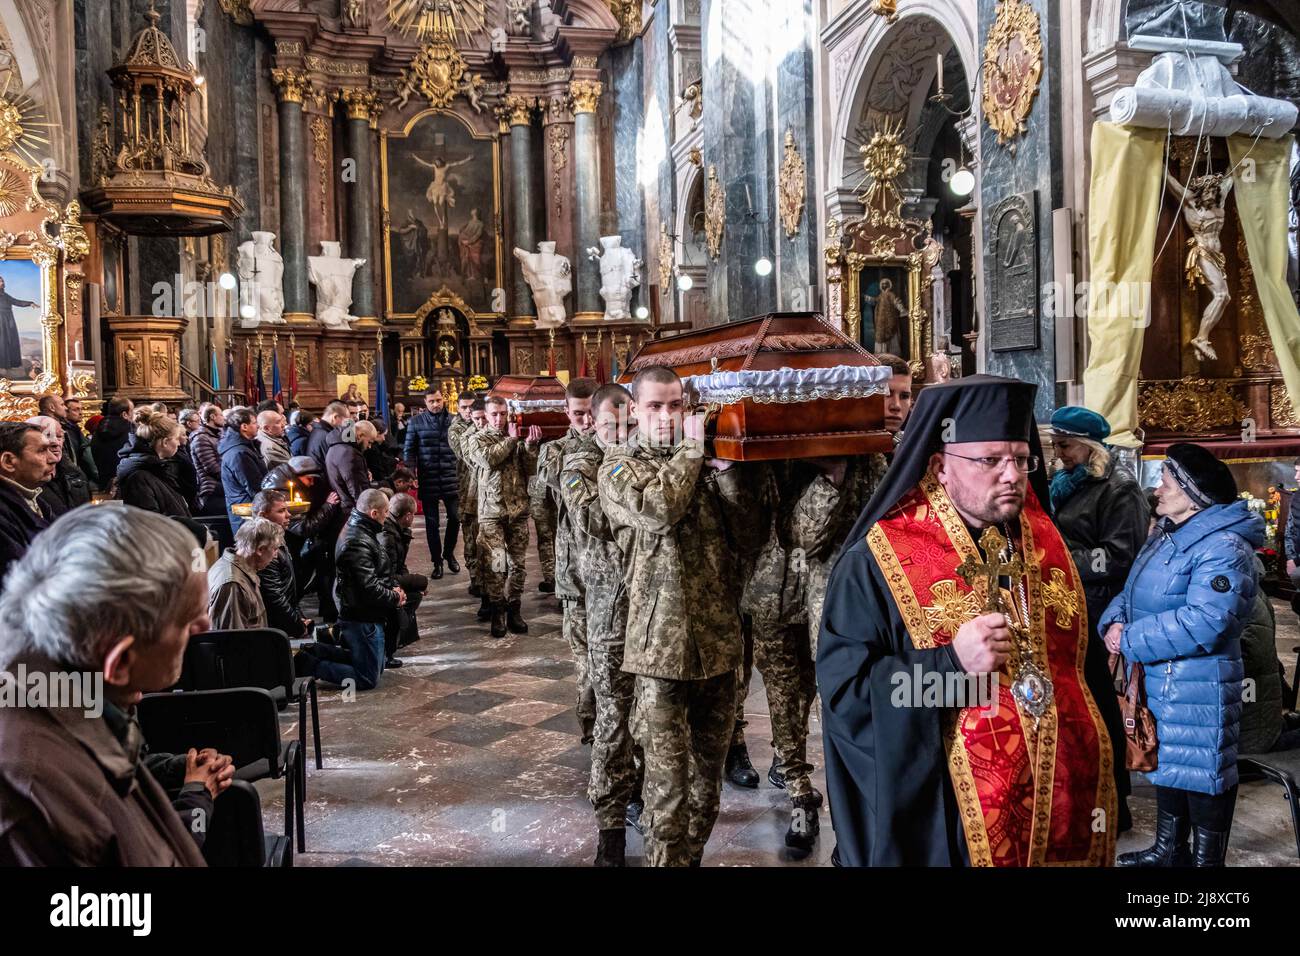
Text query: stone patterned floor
255 516 1300 867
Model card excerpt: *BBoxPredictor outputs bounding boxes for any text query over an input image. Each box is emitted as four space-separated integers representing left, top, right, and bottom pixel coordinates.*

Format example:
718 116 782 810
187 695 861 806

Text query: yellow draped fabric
1081 122 1166 448
1229 134 1300 416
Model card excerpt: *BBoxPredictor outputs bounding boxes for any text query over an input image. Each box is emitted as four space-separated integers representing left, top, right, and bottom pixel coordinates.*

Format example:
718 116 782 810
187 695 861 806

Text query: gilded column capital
503 94 538 127
272 68 311 104
569 80 602 114
341 87 380 122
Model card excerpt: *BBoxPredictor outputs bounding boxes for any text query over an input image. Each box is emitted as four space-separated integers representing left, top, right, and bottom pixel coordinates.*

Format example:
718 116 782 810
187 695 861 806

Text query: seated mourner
0 505 210 865
207 517 284 631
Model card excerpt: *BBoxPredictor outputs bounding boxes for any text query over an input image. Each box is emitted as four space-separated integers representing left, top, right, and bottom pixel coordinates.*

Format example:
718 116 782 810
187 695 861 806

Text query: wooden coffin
621 312 891 460
489 374 570 440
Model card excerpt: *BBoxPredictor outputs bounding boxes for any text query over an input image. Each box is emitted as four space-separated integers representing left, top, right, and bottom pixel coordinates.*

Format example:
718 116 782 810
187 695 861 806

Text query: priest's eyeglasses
943 452 1040 473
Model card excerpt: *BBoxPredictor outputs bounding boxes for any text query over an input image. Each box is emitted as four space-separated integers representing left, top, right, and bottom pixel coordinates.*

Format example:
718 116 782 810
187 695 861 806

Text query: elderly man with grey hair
208 516 284 631
256 409 291 470
296 487 403 689
0 505 211 865
26 414 90 518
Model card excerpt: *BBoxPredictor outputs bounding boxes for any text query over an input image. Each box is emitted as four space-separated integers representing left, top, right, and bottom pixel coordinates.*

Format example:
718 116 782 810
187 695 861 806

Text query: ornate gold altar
823 121 942 380
0 107 89 420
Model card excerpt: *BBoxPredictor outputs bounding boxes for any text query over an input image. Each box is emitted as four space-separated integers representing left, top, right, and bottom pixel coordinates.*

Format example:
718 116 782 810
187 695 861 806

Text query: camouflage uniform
468 427 538 603
598 434 750 866
538 427 596 741
789 454 887 726
561 431 640 826
448 416 481 588
529 453 557 588
738 463 818 799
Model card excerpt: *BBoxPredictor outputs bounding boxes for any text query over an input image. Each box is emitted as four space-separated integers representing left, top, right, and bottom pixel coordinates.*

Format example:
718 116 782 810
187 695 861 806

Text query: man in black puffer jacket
403 387 460 579
265 455 343 622
294 488 404 690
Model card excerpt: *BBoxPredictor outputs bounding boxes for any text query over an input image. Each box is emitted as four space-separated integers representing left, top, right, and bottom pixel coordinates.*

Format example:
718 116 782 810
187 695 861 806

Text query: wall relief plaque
988 191 1038 352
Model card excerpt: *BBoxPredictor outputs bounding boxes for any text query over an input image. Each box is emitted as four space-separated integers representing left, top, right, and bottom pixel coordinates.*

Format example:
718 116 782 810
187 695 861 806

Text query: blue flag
210 346 220 391
374 342 388 426
256 349 266 402
271 349 282 403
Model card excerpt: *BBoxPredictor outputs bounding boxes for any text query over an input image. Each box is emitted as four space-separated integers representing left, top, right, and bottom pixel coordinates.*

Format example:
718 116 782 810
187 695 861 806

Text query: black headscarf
843 374 1048 546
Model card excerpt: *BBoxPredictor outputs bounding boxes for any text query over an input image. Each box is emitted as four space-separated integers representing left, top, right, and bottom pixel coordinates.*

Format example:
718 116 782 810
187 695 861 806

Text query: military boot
725 743 759 788
1192 827 1229 867
1116 809 1192 867
490 603 508 639
506 600 528 634
625 798 644 834
767 763 825 808
594 828 626 867
785 794 821 853
476 594 492 621
538 579 555 594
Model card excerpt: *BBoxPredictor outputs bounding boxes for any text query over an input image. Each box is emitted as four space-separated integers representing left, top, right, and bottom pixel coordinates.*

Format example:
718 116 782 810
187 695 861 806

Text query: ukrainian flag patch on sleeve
565 473 582 490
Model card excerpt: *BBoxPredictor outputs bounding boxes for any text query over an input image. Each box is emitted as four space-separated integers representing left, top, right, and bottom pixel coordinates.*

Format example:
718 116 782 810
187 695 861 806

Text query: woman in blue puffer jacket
1099 443 1263 868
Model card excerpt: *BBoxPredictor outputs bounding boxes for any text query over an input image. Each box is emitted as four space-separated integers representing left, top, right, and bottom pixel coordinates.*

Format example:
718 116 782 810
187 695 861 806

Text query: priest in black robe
817 375 1115 867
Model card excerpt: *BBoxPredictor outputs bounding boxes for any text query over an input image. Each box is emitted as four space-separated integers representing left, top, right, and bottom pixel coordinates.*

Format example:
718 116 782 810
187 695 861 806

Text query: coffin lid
624 311 878 377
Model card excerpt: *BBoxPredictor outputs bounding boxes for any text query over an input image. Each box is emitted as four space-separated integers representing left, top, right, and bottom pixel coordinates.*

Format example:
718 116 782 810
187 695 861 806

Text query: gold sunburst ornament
981 0 1043 148
386 0 485 42
858 119 908 224
0 76 53 167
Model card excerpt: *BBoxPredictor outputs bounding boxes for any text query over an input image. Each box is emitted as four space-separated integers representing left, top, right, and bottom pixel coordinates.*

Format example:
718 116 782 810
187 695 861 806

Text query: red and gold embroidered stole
866 474 1115 866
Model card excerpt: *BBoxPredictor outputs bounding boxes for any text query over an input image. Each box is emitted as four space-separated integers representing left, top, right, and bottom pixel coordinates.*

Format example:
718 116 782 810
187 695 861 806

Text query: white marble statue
307 241 366 330
586 235 642 321
236 231 285 327
1167 170 1233 362
514 241 572 328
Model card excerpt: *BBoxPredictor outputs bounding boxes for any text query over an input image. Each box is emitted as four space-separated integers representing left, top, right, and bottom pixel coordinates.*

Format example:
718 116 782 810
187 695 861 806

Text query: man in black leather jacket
295 488 404 690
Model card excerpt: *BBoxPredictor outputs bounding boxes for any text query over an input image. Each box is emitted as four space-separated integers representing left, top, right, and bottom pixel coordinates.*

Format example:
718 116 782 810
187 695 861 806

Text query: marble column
505 95 538 322
570 80 603 319
342 90 378 321
272 68 311 320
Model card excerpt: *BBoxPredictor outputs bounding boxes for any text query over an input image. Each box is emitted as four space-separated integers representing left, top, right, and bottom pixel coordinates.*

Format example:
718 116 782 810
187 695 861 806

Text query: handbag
1110 653 1158 772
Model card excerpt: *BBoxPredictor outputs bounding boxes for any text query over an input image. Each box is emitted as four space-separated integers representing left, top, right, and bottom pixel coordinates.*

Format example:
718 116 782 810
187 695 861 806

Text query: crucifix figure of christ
413 152 474 229
1166 170 1234 362
956 525 1025 615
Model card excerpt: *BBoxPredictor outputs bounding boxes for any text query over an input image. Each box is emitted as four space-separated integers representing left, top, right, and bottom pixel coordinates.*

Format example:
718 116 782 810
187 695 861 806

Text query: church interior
3 0 1300 885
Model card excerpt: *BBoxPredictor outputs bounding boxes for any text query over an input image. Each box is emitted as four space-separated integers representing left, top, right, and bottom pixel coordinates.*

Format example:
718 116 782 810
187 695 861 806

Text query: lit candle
936 52 944 93
288 480 295 502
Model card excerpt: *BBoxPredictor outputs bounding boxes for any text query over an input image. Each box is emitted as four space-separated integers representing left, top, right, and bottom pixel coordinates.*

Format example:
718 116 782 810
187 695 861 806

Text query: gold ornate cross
956 526 1025 614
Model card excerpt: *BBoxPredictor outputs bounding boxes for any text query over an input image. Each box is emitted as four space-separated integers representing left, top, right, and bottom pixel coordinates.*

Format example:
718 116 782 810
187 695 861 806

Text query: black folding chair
138 687 305 853
202 779 292 867
1237 749 1300 862
177 628 322 771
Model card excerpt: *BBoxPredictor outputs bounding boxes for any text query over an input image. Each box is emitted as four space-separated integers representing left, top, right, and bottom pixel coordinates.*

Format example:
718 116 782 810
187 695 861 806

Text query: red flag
596 349 607 385
577 342 588 378
243 346 255 403
287 343 297 402
548 342 556 377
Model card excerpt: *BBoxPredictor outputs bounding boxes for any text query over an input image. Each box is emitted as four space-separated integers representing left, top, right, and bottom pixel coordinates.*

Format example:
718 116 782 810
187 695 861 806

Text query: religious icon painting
382 110 503 317
0 256 45 383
